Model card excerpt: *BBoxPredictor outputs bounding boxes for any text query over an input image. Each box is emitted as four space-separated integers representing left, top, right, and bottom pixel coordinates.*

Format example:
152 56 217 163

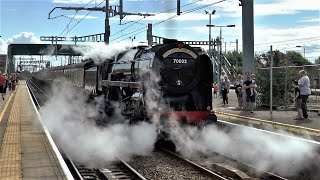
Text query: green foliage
224 49 318 107
254 50 311 107
234 66 243 76
256 67 296 107
315 56 320 64
225 50 243 67
273 49 286 66
285 51 312 66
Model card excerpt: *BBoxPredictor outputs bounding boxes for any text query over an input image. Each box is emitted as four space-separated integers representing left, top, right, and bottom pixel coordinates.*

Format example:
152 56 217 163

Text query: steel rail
161 147 287 180
160 148 229 180
120 160 148 180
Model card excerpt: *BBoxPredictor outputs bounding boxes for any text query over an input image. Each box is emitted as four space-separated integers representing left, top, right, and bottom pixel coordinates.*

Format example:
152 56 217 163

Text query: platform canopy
6 44 88 74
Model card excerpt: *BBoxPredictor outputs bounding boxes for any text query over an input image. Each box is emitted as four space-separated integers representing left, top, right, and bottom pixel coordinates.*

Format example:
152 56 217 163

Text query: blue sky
0 0 319 63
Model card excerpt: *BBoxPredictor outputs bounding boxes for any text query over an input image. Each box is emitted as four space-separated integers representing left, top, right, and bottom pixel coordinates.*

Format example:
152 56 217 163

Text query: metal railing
256 64 320 111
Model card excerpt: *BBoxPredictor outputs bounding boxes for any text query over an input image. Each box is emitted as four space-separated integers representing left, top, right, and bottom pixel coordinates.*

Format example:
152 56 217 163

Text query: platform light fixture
129 36 136 47
205 9 216 57
296 45 305 59
205 10 216 82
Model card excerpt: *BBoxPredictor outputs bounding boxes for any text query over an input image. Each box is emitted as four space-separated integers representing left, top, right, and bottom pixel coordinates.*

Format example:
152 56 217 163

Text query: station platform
213 91 320 137
0 81 69 179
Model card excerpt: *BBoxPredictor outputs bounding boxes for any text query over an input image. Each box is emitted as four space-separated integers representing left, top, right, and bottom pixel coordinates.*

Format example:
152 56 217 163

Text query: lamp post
296 45 305 59
129 36 136 46
205 10 216 57
205 10 216 83
206 24 235 95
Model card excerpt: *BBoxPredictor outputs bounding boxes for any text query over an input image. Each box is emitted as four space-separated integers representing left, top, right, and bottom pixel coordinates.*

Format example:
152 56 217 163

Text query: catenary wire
111 0 226 43
63 0 106 37
110 0 206 39
57 0 94 36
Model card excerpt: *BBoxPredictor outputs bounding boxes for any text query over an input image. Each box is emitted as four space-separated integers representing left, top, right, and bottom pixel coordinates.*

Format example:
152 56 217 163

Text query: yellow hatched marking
0 85 22 180
0 93 14 123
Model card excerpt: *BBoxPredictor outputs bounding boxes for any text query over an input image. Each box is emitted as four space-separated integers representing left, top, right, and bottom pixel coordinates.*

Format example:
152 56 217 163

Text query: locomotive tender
32 40 217 125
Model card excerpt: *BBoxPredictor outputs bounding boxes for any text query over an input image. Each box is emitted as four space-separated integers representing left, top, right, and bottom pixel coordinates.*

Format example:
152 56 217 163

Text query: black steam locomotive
32 40 217 125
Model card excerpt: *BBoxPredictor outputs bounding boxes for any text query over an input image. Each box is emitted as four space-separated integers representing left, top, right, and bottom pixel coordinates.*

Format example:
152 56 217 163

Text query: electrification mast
48 0 154 44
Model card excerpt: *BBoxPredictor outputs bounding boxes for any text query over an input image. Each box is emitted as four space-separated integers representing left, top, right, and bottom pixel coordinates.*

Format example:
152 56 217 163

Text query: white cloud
7 32 42 44
198 0 320 17
0 32 42 54
299 18 320 23
67 15 99 19
254 25 320 50
0 38 7 54
172 24 320 61
250 25 320 61
52 0 117 4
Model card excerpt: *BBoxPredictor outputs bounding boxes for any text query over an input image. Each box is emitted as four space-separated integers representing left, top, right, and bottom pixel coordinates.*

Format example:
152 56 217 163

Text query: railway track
128 150 225 179
27 77 238 179
71 161 147 180
26 76 320 179
160 148 287 180
26 77 148 180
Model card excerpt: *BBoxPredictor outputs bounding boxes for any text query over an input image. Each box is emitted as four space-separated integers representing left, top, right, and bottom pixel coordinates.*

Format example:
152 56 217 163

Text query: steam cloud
72 42 131 64
168 124 320 177
40 81 157 166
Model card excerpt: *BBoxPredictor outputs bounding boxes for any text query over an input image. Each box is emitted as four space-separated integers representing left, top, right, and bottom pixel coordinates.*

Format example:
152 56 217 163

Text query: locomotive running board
101 80 142 89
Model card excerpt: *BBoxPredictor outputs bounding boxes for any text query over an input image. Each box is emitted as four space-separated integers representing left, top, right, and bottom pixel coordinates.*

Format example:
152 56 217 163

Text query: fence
256 64 320 111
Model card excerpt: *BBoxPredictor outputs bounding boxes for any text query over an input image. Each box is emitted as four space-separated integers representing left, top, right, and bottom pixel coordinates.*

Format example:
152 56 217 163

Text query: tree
273 50 286 66
255 50 298 108
315 56 320 64
225 50 243 68
285 51 311 66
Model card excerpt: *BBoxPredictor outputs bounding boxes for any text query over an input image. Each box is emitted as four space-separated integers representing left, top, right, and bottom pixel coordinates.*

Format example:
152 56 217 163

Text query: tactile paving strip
0 85 22 179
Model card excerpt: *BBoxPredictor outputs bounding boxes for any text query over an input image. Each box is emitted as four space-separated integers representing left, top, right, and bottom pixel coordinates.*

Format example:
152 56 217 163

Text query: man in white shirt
298 70 311 119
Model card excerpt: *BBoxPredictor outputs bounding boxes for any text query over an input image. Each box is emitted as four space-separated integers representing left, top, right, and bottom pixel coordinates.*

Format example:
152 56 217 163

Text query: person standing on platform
234 74 244 109
221 76 230 106
292 80 303 120
219 71 226 97
7 75 12 92
3 74 8 94
0 72 6 101
11 75 16 93
298 70 311 119
243 74 257 113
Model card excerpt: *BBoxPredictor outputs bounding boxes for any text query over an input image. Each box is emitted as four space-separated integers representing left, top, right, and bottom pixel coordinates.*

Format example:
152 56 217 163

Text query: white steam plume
168 124 320 177
40 81 157 166
72 42 131 64
137 66 320 177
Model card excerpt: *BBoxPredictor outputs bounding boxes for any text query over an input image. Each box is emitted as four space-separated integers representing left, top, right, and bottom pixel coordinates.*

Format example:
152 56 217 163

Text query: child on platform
213 82 218 98
250 74 257 96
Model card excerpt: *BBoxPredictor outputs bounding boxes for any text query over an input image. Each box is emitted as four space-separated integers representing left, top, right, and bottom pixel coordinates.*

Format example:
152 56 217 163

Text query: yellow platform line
0 93 14 123
0 85 22 180
215 111 320 136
